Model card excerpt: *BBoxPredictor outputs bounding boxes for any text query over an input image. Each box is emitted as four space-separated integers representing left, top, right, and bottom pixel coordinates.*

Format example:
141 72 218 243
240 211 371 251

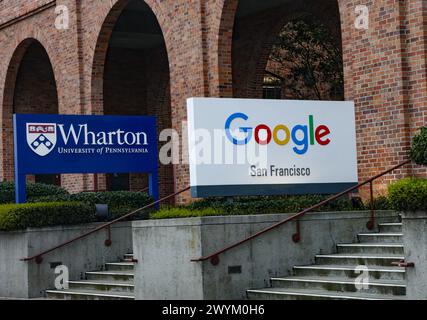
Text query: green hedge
371 196 391 210
30 191 153 219
31 191 152 207
151 195 391 220
151 207 222 219
0 202 95 231
189 195 358 214
388 178 427 212
410 127 427 166
0 182 68 204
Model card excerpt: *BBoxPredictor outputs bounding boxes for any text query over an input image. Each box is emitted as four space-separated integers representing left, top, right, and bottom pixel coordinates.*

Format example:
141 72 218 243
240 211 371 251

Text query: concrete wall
132 218 204 300
402 211 427 300
132 210 397 300
0 222 132 299
0 231 29 298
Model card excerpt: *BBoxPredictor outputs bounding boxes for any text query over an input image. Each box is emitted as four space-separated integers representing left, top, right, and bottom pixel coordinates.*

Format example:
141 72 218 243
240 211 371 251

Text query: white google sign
187 98 358 197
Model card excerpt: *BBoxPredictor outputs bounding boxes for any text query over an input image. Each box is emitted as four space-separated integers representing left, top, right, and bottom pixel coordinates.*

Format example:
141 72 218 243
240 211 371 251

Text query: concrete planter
401 211 427 300
0 222 132 299
132 210 397 300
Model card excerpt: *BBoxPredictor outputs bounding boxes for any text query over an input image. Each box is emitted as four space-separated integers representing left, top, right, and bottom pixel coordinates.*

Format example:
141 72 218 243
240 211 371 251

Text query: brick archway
90 0 171 115
89 0 173 197
91 0 132 116
216 0 239 98
217 0 343 99
1 38 59 182
215 0 420 197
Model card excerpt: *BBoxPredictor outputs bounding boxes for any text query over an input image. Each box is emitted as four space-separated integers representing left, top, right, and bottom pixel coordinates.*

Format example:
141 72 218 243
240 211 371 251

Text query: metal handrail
21 186 191 264
21 159 412 265
83 186 150 193
191 159 412 266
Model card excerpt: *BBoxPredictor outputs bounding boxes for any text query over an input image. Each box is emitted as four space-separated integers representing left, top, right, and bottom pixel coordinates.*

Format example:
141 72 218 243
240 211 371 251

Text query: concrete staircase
247 222 407 300
46 253 135 300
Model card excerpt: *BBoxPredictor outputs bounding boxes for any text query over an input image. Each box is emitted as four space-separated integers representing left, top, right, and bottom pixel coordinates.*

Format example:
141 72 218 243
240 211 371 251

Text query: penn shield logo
26 123 57 156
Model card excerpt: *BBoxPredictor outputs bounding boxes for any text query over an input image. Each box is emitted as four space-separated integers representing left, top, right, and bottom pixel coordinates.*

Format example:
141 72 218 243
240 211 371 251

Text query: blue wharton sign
13 114 159 203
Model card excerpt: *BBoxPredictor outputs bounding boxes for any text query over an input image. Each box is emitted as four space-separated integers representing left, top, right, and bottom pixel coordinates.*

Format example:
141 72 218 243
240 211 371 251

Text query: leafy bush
107 205 152 220
30 191 153 219
410 127 427 166
371 196 392 210
188 195 359 215
0 182 68 204
150 194 389 220
388 178 427 212
151 207 222 219
32 190 151 207
0 202 95 231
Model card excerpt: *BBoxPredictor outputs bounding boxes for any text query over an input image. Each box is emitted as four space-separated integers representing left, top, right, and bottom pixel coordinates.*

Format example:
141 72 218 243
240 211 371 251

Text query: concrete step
246 287 405 300
68 280 134 293
270 276 406 296
293 265 406 281
315 254 405 267
45 289 134 300
105 262 135 272
86 271 134 282
337 243 404 255
358 233 403 243
379 223 402 233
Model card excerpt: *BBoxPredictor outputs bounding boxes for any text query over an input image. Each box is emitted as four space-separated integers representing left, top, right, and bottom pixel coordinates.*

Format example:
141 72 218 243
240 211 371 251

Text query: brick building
0 0 426 203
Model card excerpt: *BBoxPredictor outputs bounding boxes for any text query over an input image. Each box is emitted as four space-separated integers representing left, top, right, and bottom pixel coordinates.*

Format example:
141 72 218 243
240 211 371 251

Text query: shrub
0 182 68 204
371 196 392 210
388 178 427 212
0 202 95 231
410 127 427 166
150 207 222 219
107 205 152 220
188 195 359 215
31 191 151 206
151 194 373 220
30 191 153 219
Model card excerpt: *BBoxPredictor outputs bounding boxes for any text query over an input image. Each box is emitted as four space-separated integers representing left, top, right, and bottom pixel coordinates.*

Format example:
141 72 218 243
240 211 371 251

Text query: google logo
225 113 331 155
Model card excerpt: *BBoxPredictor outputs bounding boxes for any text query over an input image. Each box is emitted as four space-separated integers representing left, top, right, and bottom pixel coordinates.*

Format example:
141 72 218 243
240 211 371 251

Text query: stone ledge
133 210 397 228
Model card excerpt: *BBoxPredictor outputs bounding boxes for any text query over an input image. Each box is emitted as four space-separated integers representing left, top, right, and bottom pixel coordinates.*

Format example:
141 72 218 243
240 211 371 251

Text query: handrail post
292 219 301 243
35 255 43 265
191 160 411 265
20 186 191 263
367 181 375 230
105 226 112 247
210 255 220 266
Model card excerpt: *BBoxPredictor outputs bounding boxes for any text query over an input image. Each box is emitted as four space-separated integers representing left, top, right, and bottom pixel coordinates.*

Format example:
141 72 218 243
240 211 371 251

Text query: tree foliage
269 18 344 100
410 127 427 166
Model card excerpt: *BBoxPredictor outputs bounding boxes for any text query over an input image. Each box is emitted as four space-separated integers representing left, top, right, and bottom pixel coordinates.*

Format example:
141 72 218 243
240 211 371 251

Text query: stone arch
217 0 344 99
89 0 173 196
216 0 239 97
1 38 59 183
90 0 171 115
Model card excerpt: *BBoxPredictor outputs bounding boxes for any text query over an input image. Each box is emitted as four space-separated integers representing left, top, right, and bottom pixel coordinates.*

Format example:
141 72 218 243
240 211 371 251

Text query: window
263 73 282 99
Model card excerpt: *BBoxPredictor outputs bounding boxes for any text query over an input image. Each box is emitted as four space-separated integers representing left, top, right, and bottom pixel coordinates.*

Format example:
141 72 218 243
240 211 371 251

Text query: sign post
13 114 159 204
187 98 358 198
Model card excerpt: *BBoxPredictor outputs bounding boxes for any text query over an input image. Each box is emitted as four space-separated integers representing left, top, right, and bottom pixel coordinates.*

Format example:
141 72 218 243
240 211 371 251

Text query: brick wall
13 41 58 114
338 0 423 196
103 45 174 198
0 0 425 202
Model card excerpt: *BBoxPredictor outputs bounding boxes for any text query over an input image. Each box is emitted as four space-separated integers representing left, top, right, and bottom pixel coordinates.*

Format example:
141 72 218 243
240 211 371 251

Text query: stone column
401 211 427 300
